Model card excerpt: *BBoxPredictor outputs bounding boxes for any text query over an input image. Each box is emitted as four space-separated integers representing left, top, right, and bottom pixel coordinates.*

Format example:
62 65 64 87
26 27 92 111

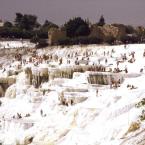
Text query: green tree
37 20 59 39
4 21 13 28
21 14 40 30
75 25 90 36
15 13 23 28
42 20 58 30
125 25 135 34
64 17 90 38
15 13 40 30
98 15 105 26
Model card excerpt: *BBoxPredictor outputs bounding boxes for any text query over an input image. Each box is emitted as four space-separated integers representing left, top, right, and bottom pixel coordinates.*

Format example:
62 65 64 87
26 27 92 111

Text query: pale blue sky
0 0 145 26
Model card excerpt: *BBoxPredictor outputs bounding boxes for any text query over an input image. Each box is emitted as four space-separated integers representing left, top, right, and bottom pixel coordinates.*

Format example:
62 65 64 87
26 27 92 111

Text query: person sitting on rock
17 113 22 119
25 113 30 117
117 80 121 87
105 58 108 64
2 67 6 72
96 89 99 96
59 58 62 65
75 60 79 65
40 109 43 117
32 78 37 88
125 66 128 73
67 60 70 64
127 84 131 88
140 68 143 73
43 90 46 95
130 85 137 90
103 51 106 56
70 99 74 105
143 50 145 57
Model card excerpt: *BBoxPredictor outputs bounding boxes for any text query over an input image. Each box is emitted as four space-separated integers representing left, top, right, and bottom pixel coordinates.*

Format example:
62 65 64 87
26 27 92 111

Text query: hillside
0 42 145 145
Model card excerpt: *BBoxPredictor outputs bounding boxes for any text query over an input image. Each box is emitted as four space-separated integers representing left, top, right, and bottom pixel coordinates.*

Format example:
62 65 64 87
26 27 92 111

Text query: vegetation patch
135 98 145 108
135 98 145 121
127 121 140 134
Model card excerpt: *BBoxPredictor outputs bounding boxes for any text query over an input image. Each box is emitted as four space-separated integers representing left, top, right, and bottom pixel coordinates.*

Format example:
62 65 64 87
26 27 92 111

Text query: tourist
125 66 128 73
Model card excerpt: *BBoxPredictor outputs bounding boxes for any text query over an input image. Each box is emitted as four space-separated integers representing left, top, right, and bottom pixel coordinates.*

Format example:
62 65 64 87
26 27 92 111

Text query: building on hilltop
90 24 126 42
48 27 66 45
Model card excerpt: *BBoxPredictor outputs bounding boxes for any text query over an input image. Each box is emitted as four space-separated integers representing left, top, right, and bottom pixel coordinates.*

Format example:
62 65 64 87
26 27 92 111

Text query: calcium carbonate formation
0 41 145 145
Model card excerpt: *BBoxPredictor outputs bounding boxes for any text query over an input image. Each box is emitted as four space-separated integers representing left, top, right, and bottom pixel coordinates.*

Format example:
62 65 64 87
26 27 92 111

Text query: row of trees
56 16 105 45
0 13 58 39
0 13 106 47
0 13 145 47
58 16 145 45
63 16 105 38
0 13 106 39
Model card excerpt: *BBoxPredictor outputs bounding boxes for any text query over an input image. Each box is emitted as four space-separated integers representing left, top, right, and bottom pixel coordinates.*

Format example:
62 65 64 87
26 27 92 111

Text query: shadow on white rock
5 84 16 99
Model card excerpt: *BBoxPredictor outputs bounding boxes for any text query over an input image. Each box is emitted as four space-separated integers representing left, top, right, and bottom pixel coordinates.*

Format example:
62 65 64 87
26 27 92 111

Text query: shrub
135 98 145 108
97 15 105 26
64 17 90 38
30 35 40 43
139 111 145 121
36 39 48 48
121 35 139 44
135 98 145 121
125 25 135 34
127 122 140 133
57 36 102 45
105 36 116 45
57 37 71 45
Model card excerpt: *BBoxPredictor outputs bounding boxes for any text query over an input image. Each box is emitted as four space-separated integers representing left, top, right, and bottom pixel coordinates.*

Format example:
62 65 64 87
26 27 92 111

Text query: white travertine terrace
0 42 145 145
